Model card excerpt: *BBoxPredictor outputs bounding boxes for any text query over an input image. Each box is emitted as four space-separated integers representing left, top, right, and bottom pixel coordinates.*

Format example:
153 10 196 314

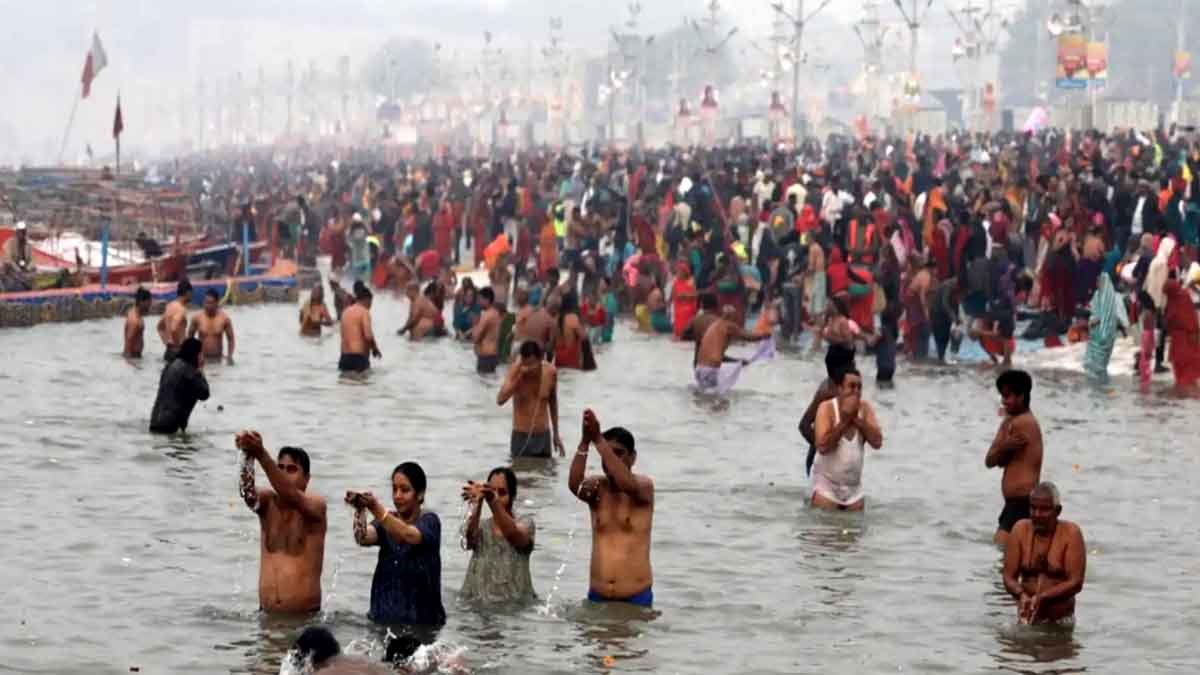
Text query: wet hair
824 344 856 379
519 340 543 359
204 288 220 301
385 635 422 665
177 337 203 367
392 461 427 498
996 369 1033 402
602 426 636 454
294 626 340 668
353 280 372 301
135 287 151 304
487 466 518 502
1030 481 1062 508
480 287 495 304
832 366 861 386
177 279 193 298
699 293 718 311
279 447 310 476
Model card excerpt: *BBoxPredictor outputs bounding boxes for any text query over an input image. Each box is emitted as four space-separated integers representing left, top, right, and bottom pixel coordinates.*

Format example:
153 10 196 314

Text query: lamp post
770 0 833 141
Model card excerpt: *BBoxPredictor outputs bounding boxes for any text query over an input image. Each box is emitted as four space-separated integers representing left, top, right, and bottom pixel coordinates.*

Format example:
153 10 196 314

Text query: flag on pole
81 32 108 99
113 95 124 139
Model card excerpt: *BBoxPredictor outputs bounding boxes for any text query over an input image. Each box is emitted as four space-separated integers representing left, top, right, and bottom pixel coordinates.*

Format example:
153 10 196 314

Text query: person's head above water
177 337 203 367
278 446 311 491
832 366 862 395
293 626 340 670
602 426 637 475
487 466 518 514
518 339 543 367
391 461 427 515
354 280 373 306
479 286 495 309
203 288 220 315
996 369 1033 415
177 279 193 303
1029 481 1062 534
135 287 152 312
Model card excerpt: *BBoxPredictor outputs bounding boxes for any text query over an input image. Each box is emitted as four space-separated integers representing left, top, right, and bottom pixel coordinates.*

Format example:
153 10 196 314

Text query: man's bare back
697 319 735 368
524 308 557 353
474 307 501 357
341 304 372 355
407 295 442 340
159 299 188 352
124 308 145 358
513 305 534 342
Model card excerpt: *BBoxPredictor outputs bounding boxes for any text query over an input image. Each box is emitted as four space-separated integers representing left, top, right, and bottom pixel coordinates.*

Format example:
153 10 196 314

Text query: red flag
113 96 124 139
81 32 108 99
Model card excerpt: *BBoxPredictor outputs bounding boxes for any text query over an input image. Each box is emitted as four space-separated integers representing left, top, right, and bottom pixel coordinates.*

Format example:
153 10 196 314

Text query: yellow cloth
634 304 651 332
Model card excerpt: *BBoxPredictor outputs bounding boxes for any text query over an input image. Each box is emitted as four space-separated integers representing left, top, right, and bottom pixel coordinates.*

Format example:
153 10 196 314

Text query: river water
2 295 1198 674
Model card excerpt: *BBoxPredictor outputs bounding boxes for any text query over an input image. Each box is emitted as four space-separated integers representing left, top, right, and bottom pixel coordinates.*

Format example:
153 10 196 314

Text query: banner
1056 34 1088 90
1086 41 1108 86
1175 50 1193 79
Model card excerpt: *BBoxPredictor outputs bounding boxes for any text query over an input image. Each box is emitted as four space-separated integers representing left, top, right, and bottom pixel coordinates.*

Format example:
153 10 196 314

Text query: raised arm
369 496 423 545
239 450 267 514
856 401 884 449
238 431 325 522
814 399 857 454
352 502 379 547
461 483 484 551
497 363 521 405
591 430 653 504
568 437 592 503
486 492 533 552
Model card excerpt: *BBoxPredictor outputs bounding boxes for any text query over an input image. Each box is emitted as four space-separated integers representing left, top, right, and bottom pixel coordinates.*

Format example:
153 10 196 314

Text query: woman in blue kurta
348 462 445 627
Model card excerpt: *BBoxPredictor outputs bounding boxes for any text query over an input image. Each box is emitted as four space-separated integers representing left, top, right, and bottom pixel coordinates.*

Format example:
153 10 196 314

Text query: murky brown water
2 295 1198 674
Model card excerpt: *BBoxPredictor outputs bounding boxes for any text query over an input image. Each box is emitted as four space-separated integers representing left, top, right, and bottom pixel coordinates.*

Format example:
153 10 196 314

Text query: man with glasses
568 410 655 607
236 430 327 613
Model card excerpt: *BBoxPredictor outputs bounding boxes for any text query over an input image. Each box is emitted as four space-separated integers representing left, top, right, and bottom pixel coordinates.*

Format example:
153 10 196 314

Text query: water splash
538 518 578 617
320 553 345 623
277 649 313 675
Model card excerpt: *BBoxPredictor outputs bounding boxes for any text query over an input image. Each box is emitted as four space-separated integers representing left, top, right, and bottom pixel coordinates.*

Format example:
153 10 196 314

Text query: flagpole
57 94 81 165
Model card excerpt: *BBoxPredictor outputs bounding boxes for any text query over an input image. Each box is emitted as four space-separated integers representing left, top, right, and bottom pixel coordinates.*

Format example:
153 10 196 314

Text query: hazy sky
0 0 987 166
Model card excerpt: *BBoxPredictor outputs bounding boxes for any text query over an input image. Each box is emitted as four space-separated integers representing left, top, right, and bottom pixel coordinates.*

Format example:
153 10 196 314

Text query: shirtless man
497 340 563 458
682 294 721 365
523 296 559 358
237 431 327 613
811 367 883 510
511 288 533 343
1002 482 1086 625
123 287 153 358
398 282 445 340
339 283 381 373
490 257 512 308
469 287 502 374
156 279 192 361
568 410 654 607
693 305 770 392
188 288 236 362
986 369 1044 548
300 283 334 337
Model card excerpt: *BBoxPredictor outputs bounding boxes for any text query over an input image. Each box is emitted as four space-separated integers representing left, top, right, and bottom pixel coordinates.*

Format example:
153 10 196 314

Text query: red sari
1164 279 1200 388
671 277 698 338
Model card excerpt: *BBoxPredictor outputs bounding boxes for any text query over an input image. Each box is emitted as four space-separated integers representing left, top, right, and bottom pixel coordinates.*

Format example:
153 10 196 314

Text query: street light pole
1175 0 1187 123
771 0 833 141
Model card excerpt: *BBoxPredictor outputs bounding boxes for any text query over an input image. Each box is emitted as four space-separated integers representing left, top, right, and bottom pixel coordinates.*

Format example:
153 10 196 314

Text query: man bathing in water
300 283 334 337
693 305 770 392
523 296 559 358
339 282 381 373
468 287 501 374
497 340 563 458
811 366 883 510
398 282 446 340
123 287 152 358
986 369 1044 548
188 288 236 362
569 410 654 606
237 431 327 613
1002 482 1086 625
511 287 533 343
157 279 192 361
681 293 720 365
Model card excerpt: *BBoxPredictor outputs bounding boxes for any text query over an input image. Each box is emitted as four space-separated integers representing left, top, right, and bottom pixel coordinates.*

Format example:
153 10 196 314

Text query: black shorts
338 353 370 373
998 496 1031 532
476 354 500 374
512 430 552 458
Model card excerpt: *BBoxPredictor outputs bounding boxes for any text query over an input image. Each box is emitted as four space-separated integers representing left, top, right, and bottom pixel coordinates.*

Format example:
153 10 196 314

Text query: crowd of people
106 123 1200 669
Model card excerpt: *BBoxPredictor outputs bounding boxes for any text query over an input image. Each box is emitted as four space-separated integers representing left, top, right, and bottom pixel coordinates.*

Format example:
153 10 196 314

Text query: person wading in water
986 369 1044 548
1002 482 1086 625
237 431 327 613
497 340 563 458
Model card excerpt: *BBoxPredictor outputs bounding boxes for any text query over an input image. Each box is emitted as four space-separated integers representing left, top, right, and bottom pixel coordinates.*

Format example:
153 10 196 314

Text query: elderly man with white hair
1001 482 1087 626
